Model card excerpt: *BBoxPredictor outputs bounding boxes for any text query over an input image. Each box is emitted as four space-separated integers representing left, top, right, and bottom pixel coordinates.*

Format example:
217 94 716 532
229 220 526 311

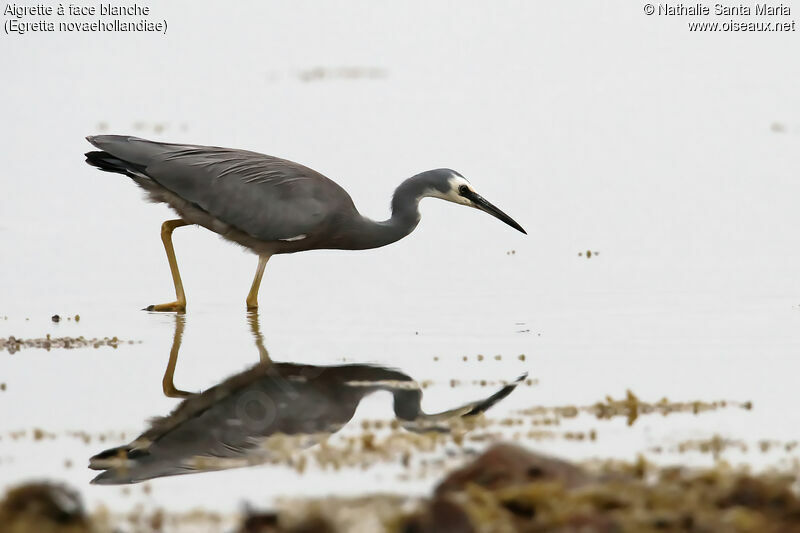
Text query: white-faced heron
85 135 526 311
88 361 526 484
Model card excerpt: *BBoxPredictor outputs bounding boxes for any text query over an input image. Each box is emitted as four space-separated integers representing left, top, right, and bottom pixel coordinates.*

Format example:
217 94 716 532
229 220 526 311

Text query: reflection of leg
162 312 192 398
247 310 271 363
147 219 190 312
245 255 271 310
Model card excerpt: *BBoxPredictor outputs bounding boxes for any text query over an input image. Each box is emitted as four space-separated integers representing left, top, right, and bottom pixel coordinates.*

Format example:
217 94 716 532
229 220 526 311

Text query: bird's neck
346 175 429 250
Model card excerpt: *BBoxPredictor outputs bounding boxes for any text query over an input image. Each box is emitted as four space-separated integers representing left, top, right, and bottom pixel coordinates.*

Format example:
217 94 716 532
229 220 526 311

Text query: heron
88 361 526 484
85 135 526 311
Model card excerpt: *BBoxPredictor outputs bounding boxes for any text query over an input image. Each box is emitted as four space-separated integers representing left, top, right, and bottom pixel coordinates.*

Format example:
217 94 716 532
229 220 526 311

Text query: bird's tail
84 150 143 178
84 136 150 178
88 442 185 485
88 443 134 484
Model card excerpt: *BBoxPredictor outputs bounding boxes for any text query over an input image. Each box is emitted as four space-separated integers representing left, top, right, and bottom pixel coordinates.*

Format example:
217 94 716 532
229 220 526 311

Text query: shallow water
1 0 800 517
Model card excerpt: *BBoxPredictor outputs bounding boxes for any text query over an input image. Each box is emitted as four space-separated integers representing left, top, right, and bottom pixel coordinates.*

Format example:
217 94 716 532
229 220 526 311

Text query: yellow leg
146 219 189 312
245 255 271 310
162 313 192 398
247 310 271 363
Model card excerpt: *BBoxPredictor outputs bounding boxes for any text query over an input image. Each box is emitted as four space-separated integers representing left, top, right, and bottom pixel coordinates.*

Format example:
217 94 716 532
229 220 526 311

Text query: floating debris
578 250 600 258
519 390 752 426
649 436 799 460
296 66 386 83
647 434 747 460
51 314 60 323
771 121 787 133
4 428 129 445
759 439 799 453
32 428 55 441
129 121 178 135
1 335 139 354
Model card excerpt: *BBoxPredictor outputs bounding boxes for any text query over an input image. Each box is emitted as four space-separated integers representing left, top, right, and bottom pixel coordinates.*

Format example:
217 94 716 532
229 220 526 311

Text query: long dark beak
463 190 527 234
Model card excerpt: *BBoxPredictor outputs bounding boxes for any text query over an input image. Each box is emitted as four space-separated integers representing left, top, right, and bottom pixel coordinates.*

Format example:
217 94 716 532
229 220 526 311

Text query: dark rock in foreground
0 482 89 533
400 443 800 533
3 443 800 532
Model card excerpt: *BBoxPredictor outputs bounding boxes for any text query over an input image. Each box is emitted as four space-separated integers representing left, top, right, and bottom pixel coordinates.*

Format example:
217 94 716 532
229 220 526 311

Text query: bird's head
423 169 526 234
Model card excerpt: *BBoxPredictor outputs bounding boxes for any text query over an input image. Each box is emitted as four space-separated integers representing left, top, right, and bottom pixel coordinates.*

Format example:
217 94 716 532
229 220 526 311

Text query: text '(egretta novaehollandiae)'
85 135 526 311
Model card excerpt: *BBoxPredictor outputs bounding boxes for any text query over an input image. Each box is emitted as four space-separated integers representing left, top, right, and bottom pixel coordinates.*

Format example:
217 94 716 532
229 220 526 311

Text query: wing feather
89 136 357 242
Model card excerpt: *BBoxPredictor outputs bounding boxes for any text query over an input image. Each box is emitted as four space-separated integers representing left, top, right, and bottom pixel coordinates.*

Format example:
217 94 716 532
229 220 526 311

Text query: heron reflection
90 313 526 484
161 311 270 398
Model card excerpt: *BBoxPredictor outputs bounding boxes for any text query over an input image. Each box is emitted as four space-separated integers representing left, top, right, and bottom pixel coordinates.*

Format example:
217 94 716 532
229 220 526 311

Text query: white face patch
422 173 475 206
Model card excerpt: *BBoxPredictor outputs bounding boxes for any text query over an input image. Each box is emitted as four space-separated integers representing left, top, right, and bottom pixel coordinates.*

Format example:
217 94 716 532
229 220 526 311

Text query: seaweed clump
238 444 800 532
0 482 90 533
3 444 800 532
0 335 136 354
400 443 800 532
520 389 752 426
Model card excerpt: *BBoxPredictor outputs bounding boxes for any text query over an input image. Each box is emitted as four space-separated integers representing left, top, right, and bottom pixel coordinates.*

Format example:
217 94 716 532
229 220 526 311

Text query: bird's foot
144 301 186 312
162 382 194 398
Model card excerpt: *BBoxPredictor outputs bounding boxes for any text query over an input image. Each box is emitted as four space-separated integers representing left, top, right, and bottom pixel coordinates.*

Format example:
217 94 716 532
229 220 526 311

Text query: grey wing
90 379 337 483
87 135 356 242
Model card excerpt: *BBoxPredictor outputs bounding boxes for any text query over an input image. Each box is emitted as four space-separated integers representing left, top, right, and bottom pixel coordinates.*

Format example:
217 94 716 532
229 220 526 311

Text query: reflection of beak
402 373 528 433
462 190 527 234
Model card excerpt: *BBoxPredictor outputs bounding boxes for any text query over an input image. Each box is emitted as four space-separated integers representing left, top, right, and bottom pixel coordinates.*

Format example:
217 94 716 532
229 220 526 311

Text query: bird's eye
458 185 469 196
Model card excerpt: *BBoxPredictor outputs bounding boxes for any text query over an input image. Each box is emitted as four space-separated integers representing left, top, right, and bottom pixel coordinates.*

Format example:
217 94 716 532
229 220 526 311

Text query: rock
400 497 475 533
436 443 590 495
0 482 90 533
